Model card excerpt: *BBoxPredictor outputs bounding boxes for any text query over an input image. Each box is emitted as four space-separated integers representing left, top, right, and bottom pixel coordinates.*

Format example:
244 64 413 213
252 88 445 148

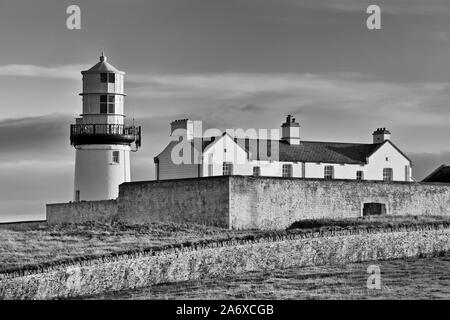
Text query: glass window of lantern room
100 73 108 83
109 73 115 83
100 95 107 114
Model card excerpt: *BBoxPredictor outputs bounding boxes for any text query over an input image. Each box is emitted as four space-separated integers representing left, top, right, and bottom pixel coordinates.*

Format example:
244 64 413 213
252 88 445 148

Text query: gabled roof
422 165 450 183
155 136 410 165
232 139 379 164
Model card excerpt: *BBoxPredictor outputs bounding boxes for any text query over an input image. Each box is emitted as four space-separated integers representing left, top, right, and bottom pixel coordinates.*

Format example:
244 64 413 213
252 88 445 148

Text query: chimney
170 119 203 141
372 127 391 144
280 115 300 145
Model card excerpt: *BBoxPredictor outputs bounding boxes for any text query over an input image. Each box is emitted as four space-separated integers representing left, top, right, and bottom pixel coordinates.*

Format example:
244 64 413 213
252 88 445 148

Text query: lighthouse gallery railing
70 124 141 147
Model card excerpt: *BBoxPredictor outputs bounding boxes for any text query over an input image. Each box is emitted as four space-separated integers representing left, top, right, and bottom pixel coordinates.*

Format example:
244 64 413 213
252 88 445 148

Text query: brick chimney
170 119 203 141
281 115 300 145
372 127 391 144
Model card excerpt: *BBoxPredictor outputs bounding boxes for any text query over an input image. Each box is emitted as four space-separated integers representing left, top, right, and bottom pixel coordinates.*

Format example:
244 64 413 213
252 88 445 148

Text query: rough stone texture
116 177 230 227
229 177 450 229
0 228 449 300
0 221 46 231
46 176 450 229
46 200 117 225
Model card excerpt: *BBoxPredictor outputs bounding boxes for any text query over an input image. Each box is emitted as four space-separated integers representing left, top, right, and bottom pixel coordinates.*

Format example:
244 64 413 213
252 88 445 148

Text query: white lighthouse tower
71 53 141 201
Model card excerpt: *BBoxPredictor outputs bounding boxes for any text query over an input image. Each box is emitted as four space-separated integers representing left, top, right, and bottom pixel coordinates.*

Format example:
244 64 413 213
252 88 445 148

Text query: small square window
108 96 115 103
108 73 115 83
324 166 334 180
385 157 389 161
383 168 393 181
108 104 115 114
282 164 292 177
356 171 364 180
112 151 120 164
253 166 261 177
100 73 108 83
100 95 107 103
223 162 233 176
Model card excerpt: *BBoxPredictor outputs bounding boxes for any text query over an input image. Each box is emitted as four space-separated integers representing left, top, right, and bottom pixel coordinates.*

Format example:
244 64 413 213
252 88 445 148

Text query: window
223 162 233 176
75 190 80 202
356 171 364 180
100 73 108 83
112 151 120 164
100 95 115 114
253 166 261 177
383 168 393 181
282 164 292 177
101 73 115 83
324 166 334 180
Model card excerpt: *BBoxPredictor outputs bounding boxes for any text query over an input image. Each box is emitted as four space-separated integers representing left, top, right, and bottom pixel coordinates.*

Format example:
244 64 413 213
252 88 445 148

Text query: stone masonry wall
1 227 449 299
116 177 230 227
46 200 117 225
46 176 450 229
230 177 450 229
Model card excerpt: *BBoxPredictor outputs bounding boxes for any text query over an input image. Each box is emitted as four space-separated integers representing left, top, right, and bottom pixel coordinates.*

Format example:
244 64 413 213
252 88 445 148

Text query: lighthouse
70 53 141 201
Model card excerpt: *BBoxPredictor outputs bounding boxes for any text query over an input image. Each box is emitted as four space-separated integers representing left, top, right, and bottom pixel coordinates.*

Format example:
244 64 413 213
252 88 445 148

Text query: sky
0 0 450 222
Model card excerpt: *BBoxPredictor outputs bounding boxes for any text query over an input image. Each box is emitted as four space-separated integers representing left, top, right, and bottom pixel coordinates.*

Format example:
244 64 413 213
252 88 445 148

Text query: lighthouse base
73 144 131 201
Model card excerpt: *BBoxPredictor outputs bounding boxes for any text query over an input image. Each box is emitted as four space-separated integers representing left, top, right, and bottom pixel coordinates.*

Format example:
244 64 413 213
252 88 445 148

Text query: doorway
362 202 386 216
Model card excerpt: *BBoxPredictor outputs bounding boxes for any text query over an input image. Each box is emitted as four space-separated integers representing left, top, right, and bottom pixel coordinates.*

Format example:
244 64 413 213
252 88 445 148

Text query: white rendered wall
364 142 412 181
156 136 412 182
157 141 200 180
74 144 131 201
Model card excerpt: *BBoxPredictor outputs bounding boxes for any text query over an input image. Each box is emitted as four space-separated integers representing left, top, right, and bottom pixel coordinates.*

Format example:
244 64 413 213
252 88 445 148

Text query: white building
71 53 141 201
154 116 413 182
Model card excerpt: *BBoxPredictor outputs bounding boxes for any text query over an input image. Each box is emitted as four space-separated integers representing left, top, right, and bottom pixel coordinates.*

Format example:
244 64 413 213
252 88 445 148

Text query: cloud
125 72 450 129
286 0 450 16
0 113 73 163
0 64 84 80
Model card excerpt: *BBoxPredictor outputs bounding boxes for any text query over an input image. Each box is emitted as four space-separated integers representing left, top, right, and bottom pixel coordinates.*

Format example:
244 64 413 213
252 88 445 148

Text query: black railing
70 124 141 148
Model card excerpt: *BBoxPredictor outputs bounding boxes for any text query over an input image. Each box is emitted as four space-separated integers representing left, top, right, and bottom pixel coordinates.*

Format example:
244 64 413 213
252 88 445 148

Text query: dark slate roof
233 139 381 164
155 135 408 165
422 165 450 183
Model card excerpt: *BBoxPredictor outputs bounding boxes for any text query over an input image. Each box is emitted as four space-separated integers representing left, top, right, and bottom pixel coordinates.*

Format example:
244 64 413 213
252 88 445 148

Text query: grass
0 221 264 273
89 253 450 300
1 215 450 273
288 215 450 230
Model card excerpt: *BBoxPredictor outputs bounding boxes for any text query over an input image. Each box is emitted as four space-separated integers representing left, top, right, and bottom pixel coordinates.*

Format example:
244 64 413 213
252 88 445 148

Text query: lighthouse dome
81 53 125 75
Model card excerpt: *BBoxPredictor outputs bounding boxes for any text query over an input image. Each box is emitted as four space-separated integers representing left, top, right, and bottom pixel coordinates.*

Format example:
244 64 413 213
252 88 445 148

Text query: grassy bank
0 222 264 273
1 215 450 273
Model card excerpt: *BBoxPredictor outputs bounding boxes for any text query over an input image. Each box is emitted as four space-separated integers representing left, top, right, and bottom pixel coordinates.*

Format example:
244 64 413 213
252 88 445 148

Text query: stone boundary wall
1 226 449 300
116 177 230 227
46 200 117 225
230 177 450 229
45 176 450 229
0 221 46 231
